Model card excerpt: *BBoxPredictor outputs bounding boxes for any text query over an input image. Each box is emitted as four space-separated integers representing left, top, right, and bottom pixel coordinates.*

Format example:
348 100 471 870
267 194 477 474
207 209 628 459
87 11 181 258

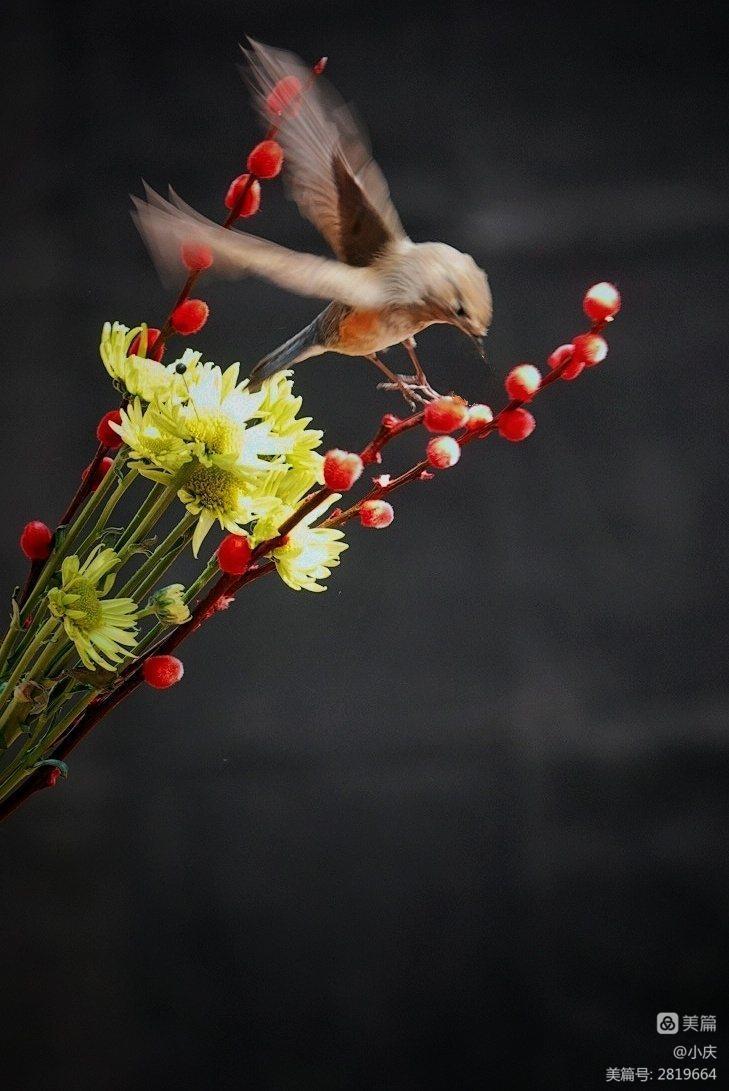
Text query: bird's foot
377 373 441 406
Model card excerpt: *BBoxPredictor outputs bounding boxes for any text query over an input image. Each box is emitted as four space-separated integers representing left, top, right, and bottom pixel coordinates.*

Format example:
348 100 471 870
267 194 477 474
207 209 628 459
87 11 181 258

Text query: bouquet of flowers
0 45 621 822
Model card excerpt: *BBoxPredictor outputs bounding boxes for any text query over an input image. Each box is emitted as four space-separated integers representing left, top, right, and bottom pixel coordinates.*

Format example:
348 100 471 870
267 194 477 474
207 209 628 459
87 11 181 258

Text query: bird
132 39 493 405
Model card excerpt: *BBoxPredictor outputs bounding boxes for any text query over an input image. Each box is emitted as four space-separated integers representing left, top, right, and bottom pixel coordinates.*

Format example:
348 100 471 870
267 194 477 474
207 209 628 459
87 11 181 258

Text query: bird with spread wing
133 40 493 405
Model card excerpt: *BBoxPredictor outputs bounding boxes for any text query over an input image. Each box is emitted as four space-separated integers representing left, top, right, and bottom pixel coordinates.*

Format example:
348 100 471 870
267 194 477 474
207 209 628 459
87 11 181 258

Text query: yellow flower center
187 413 239 455
185 464 240 513
65 579 103 630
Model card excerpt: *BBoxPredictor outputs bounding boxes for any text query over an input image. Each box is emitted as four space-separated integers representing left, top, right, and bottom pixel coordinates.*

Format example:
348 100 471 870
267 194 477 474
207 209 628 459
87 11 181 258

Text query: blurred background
1 1 727 1087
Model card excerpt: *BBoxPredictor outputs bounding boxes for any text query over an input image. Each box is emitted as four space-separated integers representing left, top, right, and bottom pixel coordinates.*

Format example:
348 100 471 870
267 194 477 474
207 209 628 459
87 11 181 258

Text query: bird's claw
377 373 441 407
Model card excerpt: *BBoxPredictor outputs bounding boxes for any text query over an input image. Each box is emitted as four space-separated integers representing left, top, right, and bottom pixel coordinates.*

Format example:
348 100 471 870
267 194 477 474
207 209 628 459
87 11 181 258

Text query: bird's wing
132 186 388 309
244 39 408 267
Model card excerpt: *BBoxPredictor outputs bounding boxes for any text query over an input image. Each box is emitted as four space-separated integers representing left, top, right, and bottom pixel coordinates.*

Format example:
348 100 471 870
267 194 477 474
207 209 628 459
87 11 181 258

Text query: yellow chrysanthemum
179 460 280 557
112 398 191 473
47 548 138 671
100 323 205 404
254 493 347 592
257 370 324 478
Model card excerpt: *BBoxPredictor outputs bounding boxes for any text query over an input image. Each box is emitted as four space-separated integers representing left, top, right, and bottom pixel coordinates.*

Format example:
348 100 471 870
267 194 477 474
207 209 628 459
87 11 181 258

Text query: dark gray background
1 1 727 1088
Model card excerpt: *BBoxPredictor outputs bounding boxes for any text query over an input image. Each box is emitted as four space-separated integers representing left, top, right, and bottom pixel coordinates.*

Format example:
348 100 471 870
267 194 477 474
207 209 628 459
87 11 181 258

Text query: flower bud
247 140 284 179
498 407 536 442
266 76 302 116
82 456 114 491
150 584 190 625
466 404 494 431
323 449 364 491
548 344 583 381
572 333 608 367
360 499 394 528
224 175 261 218
423 396 469 433
20 521 53 560
171 299 209 335
181 243 214 271
505 364 541 401
143 655 184 689
217 533 253 576
426 435 461 469
583 282 621 322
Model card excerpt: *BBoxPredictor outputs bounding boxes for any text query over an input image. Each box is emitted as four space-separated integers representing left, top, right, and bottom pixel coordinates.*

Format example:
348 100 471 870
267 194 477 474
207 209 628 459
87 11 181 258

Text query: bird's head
416 243 492 355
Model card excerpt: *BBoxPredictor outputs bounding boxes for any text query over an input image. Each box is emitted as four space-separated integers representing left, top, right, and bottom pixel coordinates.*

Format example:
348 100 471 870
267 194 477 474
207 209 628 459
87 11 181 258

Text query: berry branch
0 283 620 822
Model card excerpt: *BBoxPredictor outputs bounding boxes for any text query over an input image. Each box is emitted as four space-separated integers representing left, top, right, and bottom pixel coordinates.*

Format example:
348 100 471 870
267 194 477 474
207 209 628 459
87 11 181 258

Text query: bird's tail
248 319 322 388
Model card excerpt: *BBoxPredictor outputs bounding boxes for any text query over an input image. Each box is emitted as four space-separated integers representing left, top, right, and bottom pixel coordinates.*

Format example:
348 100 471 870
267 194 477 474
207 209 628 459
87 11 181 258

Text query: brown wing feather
243 39 408 265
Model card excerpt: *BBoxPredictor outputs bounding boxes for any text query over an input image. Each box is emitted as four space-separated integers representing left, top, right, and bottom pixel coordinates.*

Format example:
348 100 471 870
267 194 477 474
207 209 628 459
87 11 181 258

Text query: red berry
505 364 541 402
171 299 209 336
143 655 184 690
572 332 608 367
323 449 364 491
466 404 494 431
224 174 261 217
181 242 213 271
360 499 394 529
96 409 123 448
498 407 536 442
46 768 61 788
216 533 253 576
20 520 53 561
128 327 164 362
266 76 302 117
426 435 461 469
583 282 621 323
82 455 113 491
423 396 469 433
247 140 284 179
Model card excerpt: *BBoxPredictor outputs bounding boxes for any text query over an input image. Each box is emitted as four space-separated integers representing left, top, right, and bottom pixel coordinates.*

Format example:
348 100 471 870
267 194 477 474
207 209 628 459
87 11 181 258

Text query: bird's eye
455 304 467 318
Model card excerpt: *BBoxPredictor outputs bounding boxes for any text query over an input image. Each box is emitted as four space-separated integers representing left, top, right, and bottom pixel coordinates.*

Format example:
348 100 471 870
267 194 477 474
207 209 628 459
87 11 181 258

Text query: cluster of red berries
127 77 306 371
314 282 621 530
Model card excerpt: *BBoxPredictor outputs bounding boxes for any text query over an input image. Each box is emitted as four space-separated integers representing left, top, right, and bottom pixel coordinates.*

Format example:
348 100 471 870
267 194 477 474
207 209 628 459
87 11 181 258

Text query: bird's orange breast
338 310 383 351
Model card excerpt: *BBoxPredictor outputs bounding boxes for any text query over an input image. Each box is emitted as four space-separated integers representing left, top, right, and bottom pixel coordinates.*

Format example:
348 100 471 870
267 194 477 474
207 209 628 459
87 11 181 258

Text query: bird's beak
469 332 486 360
455 321 486 360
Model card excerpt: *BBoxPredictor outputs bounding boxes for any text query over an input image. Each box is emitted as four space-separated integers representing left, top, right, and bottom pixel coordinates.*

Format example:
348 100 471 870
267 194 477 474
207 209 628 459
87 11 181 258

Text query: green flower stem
132 552 220 660
185 554 221 605
115 483 170 554
0 610 21 679
0 619 66 747
119 512 196 601
75 464 139 559
128 535 193 608
0 688 97 804
19 450 124 625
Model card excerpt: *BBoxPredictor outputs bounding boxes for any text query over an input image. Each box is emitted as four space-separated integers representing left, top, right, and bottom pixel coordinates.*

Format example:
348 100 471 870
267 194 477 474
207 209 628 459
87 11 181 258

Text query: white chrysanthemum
47 548 138 671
